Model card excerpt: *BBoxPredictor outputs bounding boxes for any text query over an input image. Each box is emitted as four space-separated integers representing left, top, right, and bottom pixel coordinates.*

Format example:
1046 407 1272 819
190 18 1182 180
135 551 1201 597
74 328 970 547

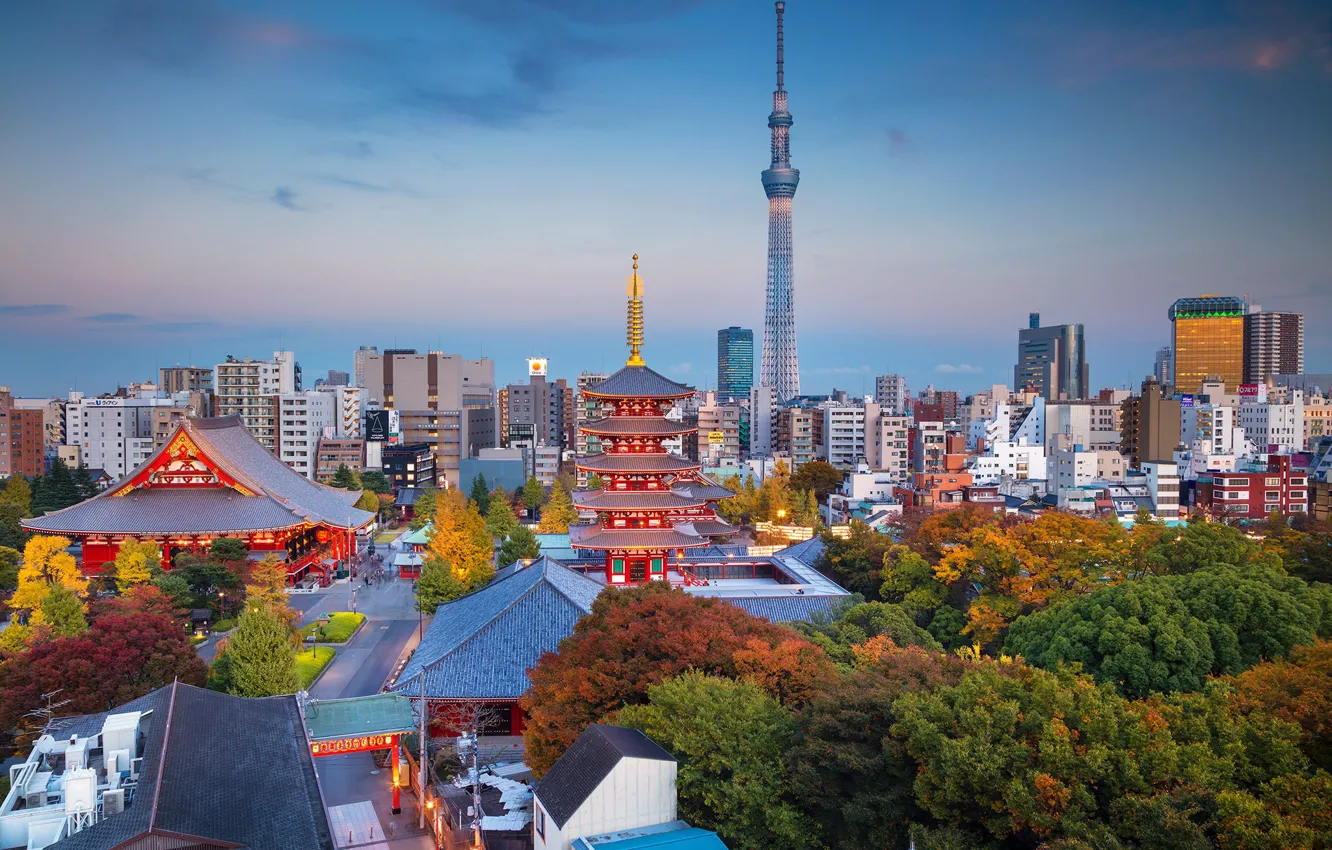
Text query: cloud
887 128 913 155
440 0 709 27
935 363 984 374
311 140 375 158
86 312 141 323
0 304 71 316
150 321 221 333
270 186 303 211
310 174 424 197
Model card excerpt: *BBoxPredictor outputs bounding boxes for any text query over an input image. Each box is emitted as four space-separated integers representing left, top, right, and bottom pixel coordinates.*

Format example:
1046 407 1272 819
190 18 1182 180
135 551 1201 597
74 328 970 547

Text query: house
533 725 726 850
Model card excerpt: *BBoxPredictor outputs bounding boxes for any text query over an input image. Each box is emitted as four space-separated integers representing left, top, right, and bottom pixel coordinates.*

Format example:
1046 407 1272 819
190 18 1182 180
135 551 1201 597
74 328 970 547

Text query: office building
1154 346 1173 389
1208 456 1308 518
1244 311 1304 384
697 393 742 462
64 392 191 480
382 443 436 490
1121 377 1182 467
1142 462 1182 519
315 437 366 482
874 374 909 415
749 384 776 458
503 365 571 456
1014 314 1088 400
717 327 754 402
361 349 496 487
1169 295 1247 394
158 366 213 396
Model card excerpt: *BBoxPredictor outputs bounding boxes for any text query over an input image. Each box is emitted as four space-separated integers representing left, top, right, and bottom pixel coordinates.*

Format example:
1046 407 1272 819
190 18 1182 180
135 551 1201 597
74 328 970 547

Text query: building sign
1179 394 1194 408
310 733 397 756
527 358 548 377
1239 384 1266 403
708 430 725 445
387 410 401 444
366 410 390 442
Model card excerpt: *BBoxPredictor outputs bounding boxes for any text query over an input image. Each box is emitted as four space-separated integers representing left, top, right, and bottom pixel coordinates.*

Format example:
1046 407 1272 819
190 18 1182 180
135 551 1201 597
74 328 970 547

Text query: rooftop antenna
775 1 785 92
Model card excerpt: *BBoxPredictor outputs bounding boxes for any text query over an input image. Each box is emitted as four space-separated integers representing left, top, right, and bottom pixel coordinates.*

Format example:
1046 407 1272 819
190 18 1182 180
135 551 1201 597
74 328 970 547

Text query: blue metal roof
572 822 729 849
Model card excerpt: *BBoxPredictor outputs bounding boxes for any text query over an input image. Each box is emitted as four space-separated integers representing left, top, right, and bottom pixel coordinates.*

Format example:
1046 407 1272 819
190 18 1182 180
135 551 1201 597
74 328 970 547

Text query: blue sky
1 0 1328 397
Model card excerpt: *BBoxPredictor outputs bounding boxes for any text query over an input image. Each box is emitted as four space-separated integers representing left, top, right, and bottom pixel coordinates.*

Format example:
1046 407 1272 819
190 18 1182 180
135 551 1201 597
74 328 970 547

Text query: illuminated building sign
309 733 397 756
528 358 548 377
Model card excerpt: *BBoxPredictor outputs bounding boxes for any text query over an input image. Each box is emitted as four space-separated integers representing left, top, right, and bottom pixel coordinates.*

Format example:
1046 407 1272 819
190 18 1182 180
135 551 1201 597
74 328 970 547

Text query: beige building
864 403 910 481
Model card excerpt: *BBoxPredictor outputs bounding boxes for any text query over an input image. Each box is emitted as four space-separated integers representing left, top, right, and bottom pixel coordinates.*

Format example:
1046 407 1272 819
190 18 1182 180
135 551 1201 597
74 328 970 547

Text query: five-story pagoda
571 256 736 584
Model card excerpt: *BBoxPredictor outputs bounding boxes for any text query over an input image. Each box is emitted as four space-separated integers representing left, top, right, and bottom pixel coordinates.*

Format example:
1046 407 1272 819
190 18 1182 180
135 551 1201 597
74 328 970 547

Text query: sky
1 0 1329 398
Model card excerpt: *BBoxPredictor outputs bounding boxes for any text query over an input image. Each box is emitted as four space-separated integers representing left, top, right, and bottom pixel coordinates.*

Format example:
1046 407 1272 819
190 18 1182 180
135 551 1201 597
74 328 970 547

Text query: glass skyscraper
1014 317 1088 400
1169 295 1247 394
717 327 754 402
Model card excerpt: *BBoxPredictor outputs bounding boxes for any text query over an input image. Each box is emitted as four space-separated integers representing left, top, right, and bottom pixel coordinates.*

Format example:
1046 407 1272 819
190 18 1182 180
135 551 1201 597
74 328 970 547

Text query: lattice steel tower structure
760 1 801 402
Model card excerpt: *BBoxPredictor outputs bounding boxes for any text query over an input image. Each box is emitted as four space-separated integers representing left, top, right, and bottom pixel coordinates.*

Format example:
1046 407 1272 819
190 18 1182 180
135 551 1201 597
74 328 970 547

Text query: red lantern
315 529 330 543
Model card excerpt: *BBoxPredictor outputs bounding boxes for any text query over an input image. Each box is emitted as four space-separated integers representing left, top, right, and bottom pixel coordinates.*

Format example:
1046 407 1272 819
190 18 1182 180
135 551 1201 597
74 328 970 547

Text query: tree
788 645 975 850
0 545 19 591
0 501 25 551
423 488 494 596
32 583 88 639
360 470 391 494
30 458 80 514
329 464 359 489
0 475 32 516
112 540 161 588
1005 565 1332 698
221 606 298 697
414 555 462 613
521 476 546 516
791 489 820 527
498 525 540 567
151 572 193 610
72 465 98 501
816 522 894 599
522 582 835 776
1229 641 1332 771
587 473 604 490
410 487 438 530
12 535 86 611
354 490 379 512
95 585 183 622
210 537 248 563
0 607 206 728
244 553 293 623
485 494 521 540
790 460 844 502
878 545 949 618
468 474 491 515
537 483 578 534
619 673 821 850
793 600 941 668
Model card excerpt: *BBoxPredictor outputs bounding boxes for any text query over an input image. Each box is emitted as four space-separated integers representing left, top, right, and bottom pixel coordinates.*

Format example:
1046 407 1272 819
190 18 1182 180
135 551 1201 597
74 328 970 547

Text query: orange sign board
310 733 397 756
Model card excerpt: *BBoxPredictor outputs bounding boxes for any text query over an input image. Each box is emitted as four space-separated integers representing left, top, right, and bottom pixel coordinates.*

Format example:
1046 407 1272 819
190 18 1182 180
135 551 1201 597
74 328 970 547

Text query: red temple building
569 256 737 582
23 416 374 583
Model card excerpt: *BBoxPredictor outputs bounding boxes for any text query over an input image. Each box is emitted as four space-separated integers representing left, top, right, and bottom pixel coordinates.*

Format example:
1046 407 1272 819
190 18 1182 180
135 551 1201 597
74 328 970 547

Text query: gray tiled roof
50 682 332 850
688 520 738 536
576 453 700 473
580 417 696 436
25 416 373 536
568 525 710 550
670 481 737 501
581 366 693 399
24 489 309 535
392 558 603 700
774 536 826 566
724 595 846 623
571 491 705 511
534 725 675 829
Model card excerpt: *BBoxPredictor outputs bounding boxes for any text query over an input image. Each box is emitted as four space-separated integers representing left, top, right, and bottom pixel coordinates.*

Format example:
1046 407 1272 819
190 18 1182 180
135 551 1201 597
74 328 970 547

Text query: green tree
498 525 541 567
224 606 298 696
409 487 437 530
1005 564 1332 697
468 474 491 515
793 600 940 668
0 475 32 517
791 488 820 527
537 483 578 534
485 495 521 540
587 473 604 490
210 537 247 563
0 546 19 591
354 490 379 512
790 460 845 502
521 476 546 516
32 584 87 638
0 504 24 556
1156 518 1279 575
72 465 98 501
112 540 160 588
414 555 462 613
816 522 894 599
329 464 359 489
360 470 391 494
618 672 822 850
36 459 81 513
878 545 949 618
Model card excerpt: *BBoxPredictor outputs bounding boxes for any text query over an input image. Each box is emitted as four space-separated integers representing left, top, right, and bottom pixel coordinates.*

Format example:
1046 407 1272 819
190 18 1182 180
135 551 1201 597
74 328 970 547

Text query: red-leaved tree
521 582 835 776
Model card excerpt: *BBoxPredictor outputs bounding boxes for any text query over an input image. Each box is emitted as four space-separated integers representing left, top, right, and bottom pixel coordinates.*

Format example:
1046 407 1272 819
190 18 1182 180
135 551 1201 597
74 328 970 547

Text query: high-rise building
1169 295 1247 394
1014 317 1088 400
821 405 866 469
1153 346 1173 389
1244 311 1304 384
64 391 190 479
716 327 754 402
0 388 45 479
775 408 815 469
361 349 495 487
326 370 351 387
874 374 909 415
1121 377 1182 466
575 372 610 484
503 369 570 456
352 345 378 388
158 366 213 396
749 384 777 458
213 352 299 452
697 392 742 462
759 2 801 402
864 403 910 480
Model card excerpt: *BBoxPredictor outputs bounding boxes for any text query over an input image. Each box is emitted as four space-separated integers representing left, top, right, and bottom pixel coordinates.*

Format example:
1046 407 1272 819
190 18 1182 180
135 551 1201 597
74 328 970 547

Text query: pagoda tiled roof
571 490 706 511
23 416 374 536
687 519 738 536
568 524 711 550
579 417 696 437
670 480 737 501
581 365 694 399
576 453 700 474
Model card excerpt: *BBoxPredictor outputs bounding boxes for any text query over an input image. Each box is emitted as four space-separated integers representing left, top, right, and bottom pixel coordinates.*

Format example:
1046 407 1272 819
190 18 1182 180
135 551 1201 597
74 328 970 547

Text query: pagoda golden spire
625 254 645 367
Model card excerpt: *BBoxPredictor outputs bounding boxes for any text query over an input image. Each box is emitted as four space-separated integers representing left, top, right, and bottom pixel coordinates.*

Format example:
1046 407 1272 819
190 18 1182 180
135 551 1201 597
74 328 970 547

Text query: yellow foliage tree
113 540 161 587
537 483 579 534
245 553 297 626
12 535 87 611
426 488 494 594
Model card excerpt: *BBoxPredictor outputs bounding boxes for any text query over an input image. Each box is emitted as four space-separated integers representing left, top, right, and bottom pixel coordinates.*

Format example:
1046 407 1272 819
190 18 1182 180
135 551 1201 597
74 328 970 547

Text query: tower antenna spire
775 1 785 91
626 254 645 367
760 1 800 401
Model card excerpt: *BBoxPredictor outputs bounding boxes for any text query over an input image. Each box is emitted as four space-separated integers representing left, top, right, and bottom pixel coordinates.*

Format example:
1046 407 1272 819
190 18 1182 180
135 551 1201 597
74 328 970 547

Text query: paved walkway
328 801 389 849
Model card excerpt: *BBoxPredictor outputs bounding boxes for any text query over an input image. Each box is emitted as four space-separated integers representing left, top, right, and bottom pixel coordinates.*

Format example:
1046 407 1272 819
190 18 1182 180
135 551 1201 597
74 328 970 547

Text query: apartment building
874 374 909 415
864 403 910 481
0 388 45 478
775 408 815 469
214 352 299 452
1208 456 1307 518
821 405 867 469
1239 391 1305 454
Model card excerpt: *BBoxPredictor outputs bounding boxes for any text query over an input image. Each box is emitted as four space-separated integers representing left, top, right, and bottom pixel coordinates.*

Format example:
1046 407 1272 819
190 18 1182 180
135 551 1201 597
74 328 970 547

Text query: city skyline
2 0 1329 396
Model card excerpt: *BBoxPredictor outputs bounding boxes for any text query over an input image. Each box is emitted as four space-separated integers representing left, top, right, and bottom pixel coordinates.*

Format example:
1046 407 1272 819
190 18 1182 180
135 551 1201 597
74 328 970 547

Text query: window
535 806 545 839
1265 477 1281 486
1265 491 1280 501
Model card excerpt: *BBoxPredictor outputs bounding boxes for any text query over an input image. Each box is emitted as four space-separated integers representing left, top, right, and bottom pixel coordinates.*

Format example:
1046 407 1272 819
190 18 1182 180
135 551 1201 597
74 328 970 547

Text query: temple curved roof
576 453 700 474
671 480 738 501
24 416 374 535
568 524 711 550
571 490 707 511
579 417 696 437
581 365 693 399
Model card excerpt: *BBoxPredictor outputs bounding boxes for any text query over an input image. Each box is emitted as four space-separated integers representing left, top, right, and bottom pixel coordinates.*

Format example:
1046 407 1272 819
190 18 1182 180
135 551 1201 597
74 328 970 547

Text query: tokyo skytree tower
759 1 800 402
